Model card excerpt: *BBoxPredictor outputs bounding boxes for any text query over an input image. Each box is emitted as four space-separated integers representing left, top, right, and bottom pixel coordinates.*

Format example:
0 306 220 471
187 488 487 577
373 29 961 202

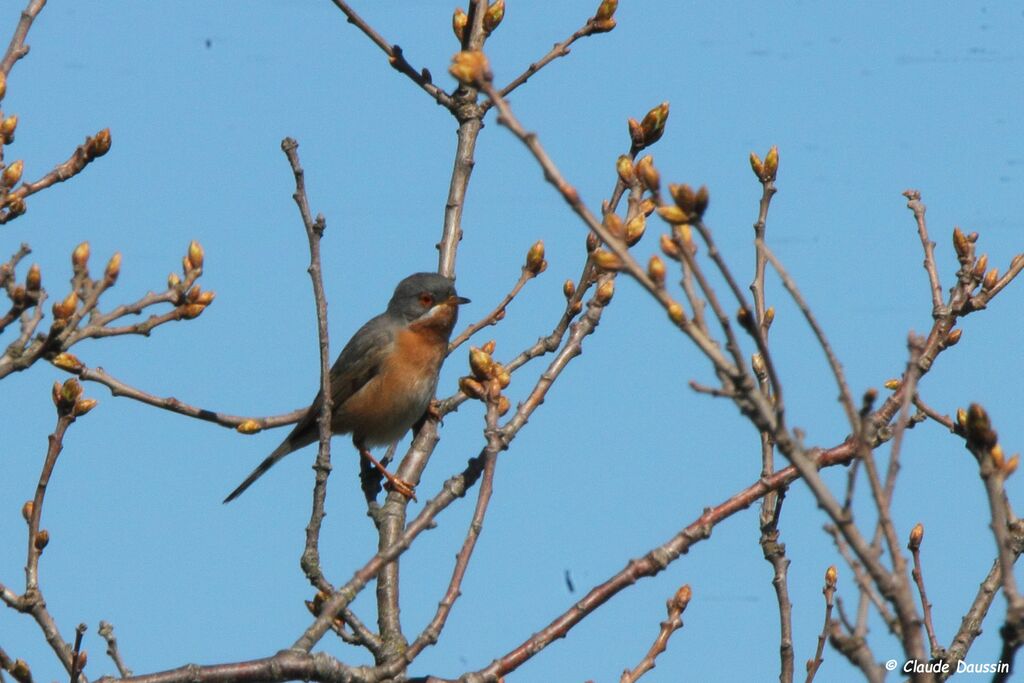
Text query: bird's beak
445 295 471 306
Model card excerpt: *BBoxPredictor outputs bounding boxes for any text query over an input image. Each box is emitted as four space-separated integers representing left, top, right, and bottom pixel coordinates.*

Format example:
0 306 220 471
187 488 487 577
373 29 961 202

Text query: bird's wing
223 314 396 503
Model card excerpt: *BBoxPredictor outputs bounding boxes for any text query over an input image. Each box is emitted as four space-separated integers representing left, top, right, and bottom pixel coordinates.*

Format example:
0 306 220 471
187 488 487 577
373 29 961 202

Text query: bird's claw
427 399 444 424
384 476 418 501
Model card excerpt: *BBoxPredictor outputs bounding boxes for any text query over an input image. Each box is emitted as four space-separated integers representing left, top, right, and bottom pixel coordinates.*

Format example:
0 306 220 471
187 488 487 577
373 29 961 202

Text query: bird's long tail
223 438 296 503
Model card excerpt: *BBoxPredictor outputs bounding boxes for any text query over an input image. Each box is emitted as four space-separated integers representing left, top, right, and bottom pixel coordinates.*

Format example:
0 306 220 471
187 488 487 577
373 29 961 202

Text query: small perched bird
224 272 469 503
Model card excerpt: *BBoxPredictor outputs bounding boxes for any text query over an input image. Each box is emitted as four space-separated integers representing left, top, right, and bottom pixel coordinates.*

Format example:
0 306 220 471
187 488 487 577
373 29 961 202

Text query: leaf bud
749 152 764 179
449 50 491 86
908 523 924 551
188 240 205 270
824 565 837 588
11 660 30 683
592 248 623 271
972 253 988 279
586 232 600 253
51 352 84 373
991 443 1005 468
883 378 901 390
693 185 709 218
763 145 779 181
105 251 122 283
952 227 969 259
74 398 98 416
669 183 695 214
90 128 112 157
26 263 41 291
944 328 962 347
638 101 669 148
21 500 33 522
656 205 687 224
983 268 999 291
751 353 767 379
667 302 685 325
483 0 504 34
602 211 625 240
525 240 546 275
469 346 494 380
72 241 90 269
496 394 511 416
52 291 78 319
459 375 486 400
60 377 84 404
636 155 659 192
616 154 635 185
2 159 23 186
660 233 681 260
563 279 576 300
452 8 468 42
647 255 666 287
481 339 496 354
5 196 25 217
34 529 50 551
625 214 646 246
1005 454 1020 476
670 584 692 611
0 113 17 141
179 303 206 319
595 0 618 21
236 419 263 434
168 272 181 288
763 306 775 329
595 278 615 304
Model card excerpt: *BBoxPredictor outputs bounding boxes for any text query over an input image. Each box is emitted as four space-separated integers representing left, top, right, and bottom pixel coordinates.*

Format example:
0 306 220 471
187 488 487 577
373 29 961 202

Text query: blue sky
2 2 1023 681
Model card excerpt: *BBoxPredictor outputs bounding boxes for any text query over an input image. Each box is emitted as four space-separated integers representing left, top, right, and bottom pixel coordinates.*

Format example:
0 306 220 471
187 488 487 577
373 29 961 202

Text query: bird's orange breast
334 323 448 446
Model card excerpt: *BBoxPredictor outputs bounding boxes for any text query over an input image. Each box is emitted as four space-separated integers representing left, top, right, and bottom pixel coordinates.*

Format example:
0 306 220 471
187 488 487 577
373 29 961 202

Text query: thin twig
24 411 73 591
74 364 306 430
326 0 452 109
69 623 85 683
755 239 858 435
902 190 945 316
448 267 534 352
490 16 607 103
0 0 45 75
620 585 691 683
97 622 132 678
805 567 836 683
907 525 942 657
281 138 336 597
405 401 502 663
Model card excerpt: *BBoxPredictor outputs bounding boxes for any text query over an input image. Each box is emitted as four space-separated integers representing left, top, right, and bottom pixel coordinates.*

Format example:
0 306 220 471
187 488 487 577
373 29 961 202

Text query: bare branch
326 0 453 109
0 0 45 75
620 585 691 683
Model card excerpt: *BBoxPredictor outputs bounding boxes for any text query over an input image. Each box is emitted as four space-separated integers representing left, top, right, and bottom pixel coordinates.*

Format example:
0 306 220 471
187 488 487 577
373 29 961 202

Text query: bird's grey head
387 272 469 324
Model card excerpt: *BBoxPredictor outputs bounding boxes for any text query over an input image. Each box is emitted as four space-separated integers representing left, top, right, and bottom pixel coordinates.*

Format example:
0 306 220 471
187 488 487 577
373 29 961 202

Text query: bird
224 272 469 503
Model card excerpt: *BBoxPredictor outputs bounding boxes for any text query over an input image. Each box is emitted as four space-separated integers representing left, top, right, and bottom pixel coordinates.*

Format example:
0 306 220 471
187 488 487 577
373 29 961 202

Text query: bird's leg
357 442 417 501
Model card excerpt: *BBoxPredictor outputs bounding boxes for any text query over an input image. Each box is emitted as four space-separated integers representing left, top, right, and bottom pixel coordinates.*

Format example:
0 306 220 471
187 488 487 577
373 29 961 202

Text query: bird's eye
419 292 434 308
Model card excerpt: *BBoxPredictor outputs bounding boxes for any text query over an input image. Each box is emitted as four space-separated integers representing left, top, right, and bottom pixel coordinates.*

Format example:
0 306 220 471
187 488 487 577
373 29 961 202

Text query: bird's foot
383 475 417 501
426 399 444 424
360 445 417 502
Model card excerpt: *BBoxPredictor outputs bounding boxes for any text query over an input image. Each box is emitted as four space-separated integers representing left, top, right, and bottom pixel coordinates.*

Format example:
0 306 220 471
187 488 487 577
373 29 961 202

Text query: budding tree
2 2 1022 682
